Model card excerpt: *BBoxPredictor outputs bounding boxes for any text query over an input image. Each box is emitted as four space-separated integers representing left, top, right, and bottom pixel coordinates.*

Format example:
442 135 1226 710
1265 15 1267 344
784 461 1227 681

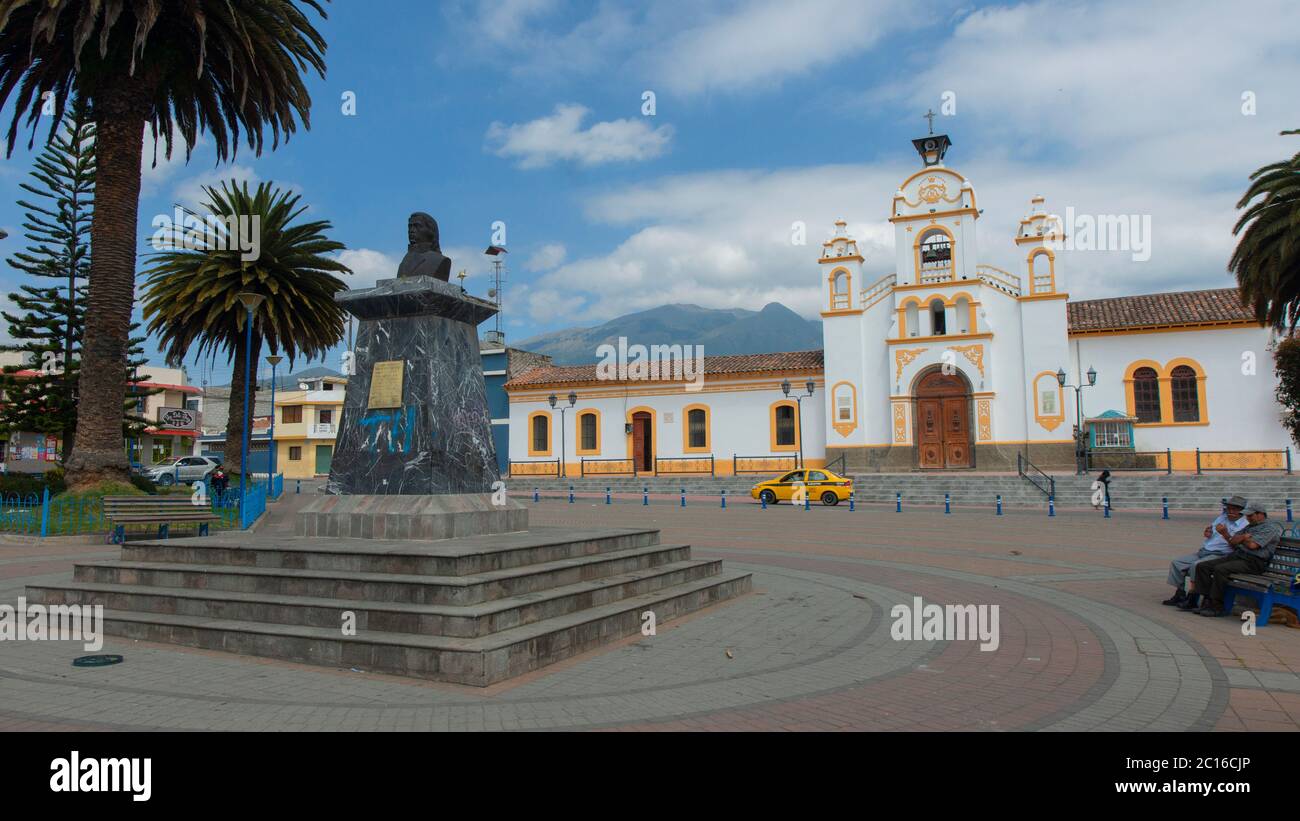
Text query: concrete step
77 570 754 686
120 526 661 577
74 543 694 606
33 558 723 639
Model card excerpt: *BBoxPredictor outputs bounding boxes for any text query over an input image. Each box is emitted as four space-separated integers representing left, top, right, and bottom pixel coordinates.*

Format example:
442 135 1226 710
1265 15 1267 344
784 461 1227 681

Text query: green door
314 444 333 475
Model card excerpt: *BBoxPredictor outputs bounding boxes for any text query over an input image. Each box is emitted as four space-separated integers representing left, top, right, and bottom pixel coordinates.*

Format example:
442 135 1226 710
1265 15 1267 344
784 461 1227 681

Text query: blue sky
1 0 1298 386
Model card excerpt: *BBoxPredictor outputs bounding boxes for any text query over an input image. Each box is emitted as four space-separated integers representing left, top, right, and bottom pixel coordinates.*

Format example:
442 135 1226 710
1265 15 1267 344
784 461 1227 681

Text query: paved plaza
2 493 1298 732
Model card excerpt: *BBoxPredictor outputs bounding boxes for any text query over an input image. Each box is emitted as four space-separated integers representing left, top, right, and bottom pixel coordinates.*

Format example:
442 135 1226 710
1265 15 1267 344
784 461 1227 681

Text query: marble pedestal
327 276 501 496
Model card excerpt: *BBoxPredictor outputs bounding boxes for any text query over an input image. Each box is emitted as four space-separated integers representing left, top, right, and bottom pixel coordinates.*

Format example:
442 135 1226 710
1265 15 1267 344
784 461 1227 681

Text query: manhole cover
72 654 124 668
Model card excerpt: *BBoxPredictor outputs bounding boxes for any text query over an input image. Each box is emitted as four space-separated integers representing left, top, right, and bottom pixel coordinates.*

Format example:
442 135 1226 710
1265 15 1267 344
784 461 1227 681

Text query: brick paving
0 493 1296 731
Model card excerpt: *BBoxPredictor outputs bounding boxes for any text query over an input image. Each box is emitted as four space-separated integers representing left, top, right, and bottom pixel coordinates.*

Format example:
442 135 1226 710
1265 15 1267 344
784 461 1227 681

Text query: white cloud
167 165 261 211
486 104 673 169
335 248 399 288
525 243 566 270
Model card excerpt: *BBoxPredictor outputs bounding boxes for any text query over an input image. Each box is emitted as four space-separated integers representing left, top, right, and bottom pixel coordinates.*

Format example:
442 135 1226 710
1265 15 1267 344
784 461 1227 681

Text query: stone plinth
328 276 500 495
297 493 527 540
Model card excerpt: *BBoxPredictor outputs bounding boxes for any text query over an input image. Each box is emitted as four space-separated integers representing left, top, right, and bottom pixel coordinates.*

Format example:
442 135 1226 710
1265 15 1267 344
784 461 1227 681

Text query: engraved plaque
367 360 405 409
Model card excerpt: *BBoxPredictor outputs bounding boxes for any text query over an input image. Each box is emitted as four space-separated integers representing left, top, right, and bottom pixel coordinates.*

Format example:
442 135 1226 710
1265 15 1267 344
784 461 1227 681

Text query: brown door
918 400 944 468
914 371 972 469
632 412 652 471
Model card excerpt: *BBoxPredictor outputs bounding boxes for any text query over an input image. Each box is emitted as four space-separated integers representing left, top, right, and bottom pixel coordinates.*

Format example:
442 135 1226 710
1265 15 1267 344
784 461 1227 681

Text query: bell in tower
911 109 951 167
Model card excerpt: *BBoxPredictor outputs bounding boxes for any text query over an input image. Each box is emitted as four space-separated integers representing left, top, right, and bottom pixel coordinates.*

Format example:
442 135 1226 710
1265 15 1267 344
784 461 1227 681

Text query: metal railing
654 456 715 476
1082 449 1172 474
0 484 246 538
580 458 635 477
825 453 847 475
1017 452 1056 500
733 454 799 474
508 459 560 477
1196 448 1292 474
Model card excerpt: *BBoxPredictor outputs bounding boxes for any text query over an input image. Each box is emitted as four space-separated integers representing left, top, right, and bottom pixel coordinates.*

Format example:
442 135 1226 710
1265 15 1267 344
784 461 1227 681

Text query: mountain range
516 303 823 365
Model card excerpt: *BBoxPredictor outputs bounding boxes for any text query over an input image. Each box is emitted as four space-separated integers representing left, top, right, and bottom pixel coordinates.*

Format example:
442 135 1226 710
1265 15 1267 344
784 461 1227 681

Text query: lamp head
805 380 815 396
1086 366 1097 386
567 391 577 407
548 394 557 408
781 379 791 396
265 355 283 367
1055 368 1066 387
236 292 265 313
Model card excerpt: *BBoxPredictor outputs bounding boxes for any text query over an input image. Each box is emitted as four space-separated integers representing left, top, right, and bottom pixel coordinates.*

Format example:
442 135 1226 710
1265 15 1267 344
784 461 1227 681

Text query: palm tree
0 1 332 488
1231 130 1300 331
140 180 350 474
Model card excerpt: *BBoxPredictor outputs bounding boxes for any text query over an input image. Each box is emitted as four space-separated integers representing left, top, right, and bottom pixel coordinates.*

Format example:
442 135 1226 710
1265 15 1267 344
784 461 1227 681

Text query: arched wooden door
914 370 972 469
631 411 653 472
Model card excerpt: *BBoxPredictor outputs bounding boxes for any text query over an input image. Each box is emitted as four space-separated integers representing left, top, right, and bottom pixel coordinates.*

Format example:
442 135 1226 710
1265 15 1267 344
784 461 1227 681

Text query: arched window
773 404 797 448
1132 367 1161 423
685 407 709 451
578 411 598 453
919 229 951 273
1170 365 1200 422
930 299 947 336
529 413 551 455
904 301 920 337
954 296 971 334
830 270 850 310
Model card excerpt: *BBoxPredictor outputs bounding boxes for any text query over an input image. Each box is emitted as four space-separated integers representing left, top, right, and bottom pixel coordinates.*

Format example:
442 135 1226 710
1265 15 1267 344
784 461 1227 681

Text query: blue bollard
643 487 649 506
605 487 611 505
896 492 902 513
803 490 810 511
680 488 686 508
721 489 727 509
295 479 301 494
569 486 574 504
996 495 1002 516
1162 497 1169 520
849 491 855 512
945 493 951 515
761 492 767 510
534 487 539 503
1048 495 1055 517
1288 499 1294 523
1104 499 1111 518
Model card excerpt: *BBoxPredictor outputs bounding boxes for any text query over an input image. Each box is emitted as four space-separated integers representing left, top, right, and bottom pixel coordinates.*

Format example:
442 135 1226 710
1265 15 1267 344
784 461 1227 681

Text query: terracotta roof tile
1066 288 1256 333
504 349 824 389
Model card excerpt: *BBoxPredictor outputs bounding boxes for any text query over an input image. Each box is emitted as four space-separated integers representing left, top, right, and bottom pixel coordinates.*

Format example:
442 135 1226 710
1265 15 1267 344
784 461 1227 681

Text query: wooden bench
103 495 221 544
1223 538 1300 627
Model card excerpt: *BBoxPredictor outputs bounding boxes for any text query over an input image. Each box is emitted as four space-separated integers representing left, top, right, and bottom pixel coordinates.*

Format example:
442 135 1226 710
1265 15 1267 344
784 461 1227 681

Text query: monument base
297 493 527 540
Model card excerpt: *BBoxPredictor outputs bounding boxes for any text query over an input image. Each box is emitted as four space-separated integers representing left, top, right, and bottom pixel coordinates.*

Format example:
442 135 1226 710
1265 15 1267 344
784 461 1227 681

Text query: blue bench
1222 539 1300 627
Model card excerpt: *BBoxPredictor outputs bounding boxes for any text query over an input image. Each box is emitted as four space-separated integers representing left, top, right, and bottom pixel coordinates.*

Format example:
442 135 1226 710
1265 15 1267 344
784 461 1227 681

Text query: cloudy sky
0 0 1297 383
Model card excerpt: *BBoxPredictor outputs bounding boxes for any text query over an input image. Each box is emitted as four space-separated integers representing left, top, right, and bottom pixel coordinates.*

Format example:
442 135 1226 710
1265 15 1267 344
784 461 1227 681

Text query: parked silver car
146 455 220 486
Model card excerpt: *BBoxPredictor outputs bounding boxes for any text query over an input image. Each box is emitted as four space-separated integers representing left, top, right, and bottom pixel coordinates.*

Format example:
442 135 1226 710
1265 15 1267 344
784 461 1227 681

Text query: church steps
73 543 694 607
29 558 722 639
43 570 753 686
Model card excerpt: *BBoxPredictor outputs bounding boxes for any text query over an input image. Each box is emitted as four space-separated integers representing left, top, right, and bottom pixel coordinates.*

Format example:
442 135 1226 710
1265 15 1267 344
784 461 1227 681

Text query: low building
481 340 552 475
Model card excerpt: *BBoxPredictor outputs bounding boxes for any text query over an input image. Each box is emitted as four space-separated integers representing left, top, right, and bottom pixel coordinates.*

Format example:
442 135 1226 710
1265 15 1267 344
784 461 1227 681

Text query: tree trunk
224 333 263 476
64 83 150 489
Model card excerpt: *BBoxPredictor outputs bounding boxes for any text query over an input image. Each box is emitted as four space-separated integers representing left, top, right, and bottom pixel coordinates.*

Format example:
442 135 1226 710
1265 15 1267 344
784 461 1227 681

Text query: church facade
503 134 1290 476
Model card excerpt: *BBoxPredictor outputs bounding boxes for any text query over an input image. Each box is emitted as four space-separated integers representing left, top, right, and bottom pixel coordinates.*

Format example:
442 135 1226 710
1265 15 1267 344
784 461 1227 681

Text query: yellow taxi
750 468 853 506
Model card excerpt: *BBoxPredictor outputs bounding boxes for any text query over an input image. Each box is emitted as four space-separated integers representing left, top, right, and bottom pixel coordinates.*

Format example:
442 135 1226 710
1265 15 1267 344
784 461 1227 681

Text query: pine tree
0 99 94 456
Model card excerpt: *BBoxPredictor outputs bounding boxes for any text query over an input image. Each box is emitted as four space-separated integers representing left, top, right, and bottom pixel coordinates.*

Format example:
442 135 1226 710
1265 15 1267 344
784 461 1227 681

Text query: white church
504 133 1290 477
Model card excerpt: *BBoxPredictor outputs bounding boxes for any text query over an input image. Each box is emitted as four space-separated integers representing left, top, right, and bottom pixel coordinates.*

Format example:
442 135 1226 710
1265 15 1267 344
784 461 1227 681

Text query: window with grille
532 414 549 452
1170 365 1200 422
282 405 302 424
775 405 796 446
289 446 302 461
580 412 597 451
837 394 852 421
687 408 707 449
1132 368 1160 423
1091 421 1132 449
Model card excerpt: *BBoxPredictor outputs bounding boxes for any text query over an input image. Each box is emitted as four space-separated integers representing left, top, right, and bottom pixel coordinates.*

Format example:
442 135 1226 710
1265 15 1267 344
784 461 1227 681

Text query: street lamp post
236 293 265 503
782 379 816 470
266 354 283 484
1057 365 1097 474
549 391 577 477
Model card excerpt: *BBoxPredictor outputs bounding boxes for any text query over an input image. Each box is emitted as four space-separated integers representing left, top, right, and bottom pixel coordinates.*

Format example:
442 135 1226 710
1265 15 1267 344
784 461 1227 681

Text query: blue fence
0 474 281 537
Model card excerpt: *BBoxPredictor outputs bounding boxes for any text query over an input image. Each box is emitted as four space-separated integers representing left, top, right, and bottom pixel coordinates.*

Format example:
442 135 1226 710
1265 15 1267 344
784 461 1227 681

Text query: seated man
1191 502 1283 617
1164 495 1247 608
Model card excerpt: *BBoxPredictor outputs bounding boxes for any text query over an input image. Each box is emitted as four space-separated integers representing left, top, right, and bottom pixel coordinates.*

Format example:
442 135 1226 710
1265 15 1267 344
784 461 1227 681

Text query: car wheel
821 491 839 506
157 473 175 486
759 489 777 505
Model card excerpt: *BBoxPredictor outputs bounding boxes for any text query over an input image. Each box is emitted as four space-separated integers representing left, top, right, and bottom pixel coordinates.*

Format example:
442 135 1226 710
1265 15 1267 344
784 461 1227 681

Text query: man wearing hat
1190 501 1284 617
1163 495 1248 609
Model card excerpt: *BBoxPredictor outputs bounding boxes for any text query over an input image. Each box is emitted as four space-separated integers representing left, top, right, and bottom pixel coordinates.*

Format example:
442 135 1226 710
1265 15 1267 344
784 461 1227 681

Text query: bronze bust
397 212 452 281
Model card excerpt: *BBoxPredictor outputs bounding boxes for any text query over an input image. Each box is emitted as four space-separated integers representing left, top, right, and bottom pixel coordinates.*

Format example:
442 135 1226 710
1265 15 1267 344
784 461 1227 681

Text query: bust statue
397 212 452 281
